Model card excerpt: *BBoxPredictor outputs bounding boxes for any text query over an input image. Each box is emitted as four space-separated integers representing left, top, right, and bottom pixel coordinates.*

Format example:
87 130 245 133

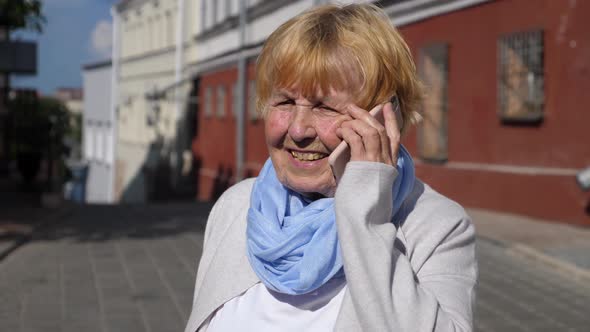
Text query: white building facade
112 0 200 202
82 60 115 203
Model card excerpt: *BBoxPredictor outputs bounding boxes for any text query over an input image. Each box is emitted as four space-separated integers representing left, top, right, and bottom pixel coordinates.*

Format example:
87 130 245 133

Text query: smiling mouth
290 150 328 161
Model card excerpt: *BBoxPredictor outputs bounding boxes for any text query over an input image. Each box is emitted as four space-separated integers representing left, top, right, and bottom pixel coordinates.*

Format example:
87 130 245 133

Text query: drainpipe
175 0 185 119
236 0 247 182
109 6 120 203
171 0 186 189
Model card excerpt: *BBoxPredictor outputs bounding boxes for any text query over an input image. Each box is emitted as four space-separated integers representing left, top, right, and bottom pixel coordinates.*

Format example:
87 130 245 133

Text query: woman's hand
336 101 401 167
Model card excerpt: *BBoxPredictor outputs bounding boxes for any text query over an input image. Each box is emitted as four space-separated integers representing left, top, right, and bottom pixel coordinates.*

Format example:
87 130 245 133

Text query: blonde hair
256 3 422 132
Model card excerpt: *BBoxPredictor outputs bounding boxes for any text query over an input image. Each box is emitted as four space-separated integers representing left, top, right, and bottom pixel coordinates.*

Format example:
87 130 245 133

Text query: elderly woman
185 4 477 332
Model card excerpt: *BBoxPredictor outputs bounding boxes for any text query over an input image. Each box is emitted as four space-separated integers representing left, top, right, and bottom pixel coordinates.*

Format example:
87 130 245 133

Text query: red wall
194 0 590 225
193 62 267 200
397 0 590 225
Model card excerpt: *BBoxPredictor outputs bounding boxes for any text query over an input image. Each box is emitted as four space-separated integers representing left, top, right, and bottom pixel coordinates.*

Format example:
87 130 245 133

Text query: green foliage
8 94 75 187
0 0 45 32
8 94 72 157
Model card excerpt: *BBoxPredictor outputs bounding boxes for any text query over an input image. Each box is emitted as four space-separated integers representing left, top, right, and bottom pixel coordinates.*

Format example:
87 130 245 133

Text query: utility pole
236 0 247 182
109 7 120 203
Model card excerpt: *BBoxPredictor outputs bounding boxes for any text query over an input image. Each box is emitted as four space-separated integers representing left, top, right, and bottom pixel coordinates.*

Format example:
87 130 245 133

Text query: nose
288 106 317 142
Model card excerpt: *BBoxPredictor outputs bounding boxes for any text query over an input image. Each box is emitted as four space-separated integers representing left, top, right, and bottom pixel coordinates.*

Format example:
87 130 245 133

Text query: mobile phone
329 97 403 182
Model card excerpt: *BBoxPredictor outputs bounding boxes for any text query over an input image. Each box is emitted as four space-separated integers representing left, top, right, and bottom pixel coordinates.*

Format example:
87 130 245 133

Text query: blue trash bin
67 162 88 203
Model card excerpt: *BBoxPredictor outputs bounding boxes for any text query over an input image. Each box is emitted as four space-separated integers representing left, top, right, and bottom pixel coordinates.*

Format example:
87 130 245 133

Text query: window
166 11 173 46
230 0 239 16
204 87 212 117
212 0 218 25
217 85 226 118
147 18 153 50
96 130 104 162
232 82 239 118
218 0 226 23
200 0 206 32
418 43 448 163
105 130 113 165
498 30 544 122
248 80 258 120
225 0 232 17
85 127 94 160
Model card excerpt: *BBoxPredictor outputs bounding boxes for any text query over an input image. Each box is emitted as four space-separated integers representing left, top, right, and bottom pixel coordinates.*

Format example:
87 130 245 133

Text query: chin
281 174 336 198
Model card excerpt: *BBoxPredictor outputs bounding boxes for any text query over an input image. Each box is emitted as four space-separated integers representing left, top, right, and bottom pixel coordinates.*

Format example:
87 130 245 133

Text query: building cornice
115 0 150 13
195 0 295 42
185 41 264 76
192 0 492 70
117 40 192 66
386 0 493 26
83 59 112 71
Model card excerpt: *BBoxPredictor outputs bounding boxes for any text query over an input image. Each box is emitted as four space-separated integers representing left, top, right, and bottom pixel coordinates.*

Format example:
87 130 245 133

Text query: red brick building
190 0 590 225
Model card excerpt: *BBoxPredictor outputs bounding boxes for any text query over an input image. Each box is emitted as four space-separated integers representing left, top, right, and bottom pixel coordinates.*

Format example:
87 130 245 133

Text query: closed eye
275 99 295 106
316 103 339 113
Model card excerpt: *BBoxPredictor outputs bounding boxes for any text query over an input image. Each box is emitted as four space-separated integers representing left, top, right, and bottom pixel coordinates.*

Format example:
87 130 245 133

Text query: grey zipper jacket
185 161 478 332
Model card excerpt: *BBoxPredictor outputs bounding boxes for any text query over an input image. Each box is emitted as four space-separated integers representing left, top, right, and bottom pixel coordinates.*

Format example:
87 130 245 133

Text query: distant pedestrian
185 3 477 332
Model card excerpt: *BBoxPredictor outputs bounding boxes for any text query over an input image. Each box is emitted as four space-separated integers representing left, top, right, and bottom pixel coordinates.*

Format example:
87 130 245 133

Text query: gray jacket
185 162 478 332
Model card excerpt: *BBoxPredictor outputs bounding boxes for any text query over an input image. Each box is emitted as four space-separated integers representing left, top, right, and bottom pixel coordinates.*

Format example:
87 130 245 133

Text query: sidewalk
0 174 73 260
469 208 590 281
0 205 72 260
2 200 589 283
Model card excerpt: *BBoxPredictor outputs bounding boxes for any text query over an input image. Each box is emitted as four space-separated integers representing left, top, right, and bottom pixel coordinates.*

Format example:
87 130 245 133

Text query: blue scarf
246 145 415 295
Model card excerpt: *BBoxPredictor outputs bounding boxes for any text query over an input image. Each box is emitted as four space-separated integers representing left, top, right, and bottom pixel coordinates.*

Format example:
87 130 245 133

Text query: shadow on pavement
31 201 214 243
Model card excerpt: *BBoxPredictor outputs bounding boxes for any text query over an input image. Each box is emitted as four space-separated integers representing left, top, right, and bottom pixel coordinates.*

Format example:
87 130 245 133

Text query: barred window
217 85 226 118
498 30 544 122
418 43 448 163
248 80 258 121
204 87 212 118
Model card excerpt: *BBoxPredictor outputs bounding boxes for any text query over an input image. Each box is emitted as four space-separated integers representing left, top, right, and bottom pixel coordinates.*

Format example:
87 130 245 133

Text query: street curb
478 234 590 283
0 206 73 261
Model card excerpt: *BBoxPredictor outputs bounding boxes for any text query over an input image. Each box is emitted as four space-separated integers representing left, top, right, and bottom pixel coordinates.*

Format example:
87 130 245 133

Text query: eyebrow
272 89 338 105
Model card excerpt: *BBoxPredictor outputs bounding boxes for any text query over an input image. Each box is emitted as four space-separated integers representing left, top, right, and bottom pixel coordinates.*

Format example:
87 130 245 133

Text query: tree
8 94 72 187
0 0 45 33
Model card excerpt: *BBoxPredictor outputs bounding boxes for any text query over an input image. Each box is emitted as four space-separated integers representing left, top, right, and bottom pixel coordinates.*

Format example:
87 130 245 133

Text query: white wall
83 63 114 203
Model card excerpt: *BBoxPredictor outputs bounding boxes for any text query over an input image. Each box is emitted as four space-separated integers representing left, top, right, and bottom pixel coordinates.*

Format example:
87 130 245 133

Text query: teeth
291 151 327 161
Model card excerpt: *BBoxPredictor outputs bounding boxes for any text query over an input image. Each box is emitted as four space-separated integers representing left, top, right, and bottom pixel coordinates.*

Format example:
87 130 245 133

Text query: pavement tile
1 203 589 332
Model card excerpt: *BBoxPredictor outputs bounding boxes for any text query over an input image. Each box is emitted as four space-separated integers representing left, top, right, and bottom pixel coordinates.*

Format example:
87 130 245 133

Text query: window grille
498 30 544 122
418 43 448 163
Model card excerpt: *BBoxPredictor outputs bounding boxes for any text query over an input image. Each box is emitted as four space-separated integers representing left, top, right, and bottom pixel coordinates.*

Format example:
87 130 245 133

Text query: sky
11 0 118 95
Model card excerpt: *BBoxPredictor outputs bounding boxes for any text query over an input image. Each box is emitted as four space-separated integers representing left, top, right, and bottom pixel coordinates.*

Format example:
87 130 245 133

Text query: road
1 203 589 331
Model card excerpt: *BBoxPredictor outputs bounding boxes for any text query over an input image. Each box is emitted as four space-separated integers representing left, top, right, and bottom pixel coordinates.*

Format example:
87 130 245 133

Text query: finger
383 101 401 161
339 126 365 161
345 104 392 164
347 104 385 130
341 120 382 162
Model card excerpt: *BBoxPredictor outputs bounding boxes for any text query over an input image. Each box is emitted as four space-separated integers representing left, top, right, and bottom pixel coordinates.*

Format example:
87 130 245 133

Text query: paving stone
1 203 589 331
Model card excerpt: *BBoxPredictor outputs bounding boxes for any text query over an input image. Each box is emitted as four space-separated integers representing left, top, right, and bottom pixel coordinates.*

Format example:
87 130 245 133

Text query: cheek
264 110 291 146
317 117 346 150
